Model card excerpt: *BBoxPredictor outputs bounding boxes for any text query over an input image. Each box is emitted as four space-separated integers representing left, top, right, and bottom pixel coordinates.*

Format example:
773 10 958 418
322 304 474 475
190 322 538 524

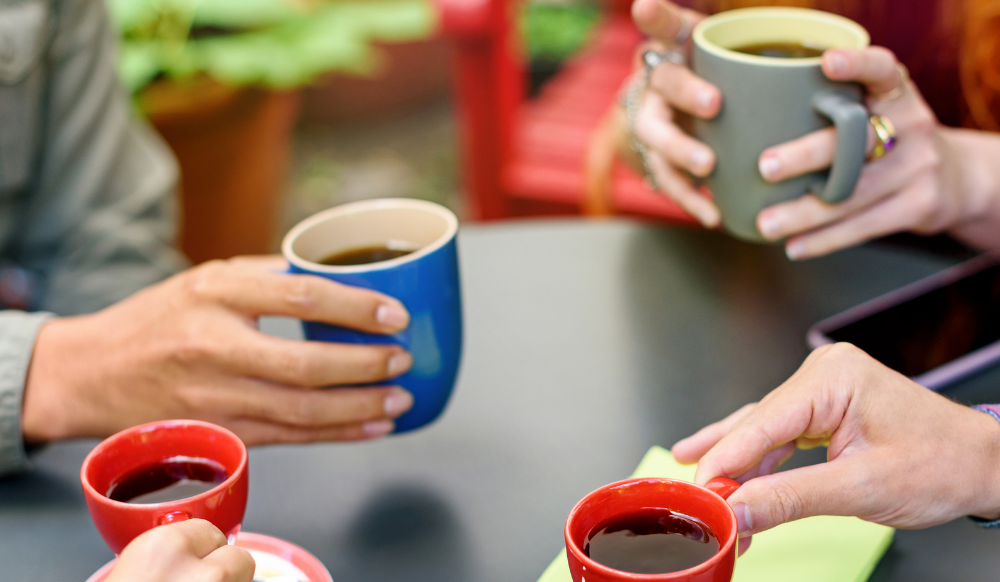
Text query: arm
15 0 186 317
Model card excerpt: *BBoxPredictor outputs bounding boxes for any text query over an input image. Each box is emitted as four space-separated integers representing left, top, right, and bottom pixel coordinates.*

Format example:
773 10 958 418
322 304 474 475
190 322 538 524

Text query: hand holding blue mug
282 198 463 433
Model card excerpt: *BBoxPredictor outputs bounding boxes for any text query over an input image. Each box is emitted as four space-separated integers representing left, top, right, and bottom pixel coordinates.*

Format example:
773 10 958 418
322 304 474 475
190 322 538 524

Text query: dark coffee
733 41 824 59
107 456 229 504
318 245 414 266
583 509 720 574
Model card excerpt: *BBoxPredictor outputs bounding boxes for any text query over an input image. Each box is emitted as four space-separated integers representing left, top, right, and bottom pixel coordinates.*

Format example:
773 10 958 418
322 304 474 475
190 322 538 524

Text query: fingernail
363 419 394 437
757 211 782 239
387 352 413 377
828 52 847 75
732 502 753 536
690 149 712 174
785 240 806 261
758 156 780 181
697 89 714 111
376 303 409 329
384 389 414 417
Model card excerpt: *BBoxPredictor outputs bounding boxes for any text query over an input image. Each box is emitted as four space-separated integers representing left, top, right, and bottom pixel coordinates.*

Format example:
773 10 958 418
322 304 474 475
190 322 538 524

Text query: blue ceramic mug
281 198 462 433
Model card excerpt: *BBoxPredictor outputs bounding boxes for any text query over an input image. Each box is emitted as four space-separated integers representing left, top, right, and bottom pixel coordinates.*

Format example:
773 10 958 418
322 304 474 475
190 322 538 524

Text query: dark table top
3 220 999 581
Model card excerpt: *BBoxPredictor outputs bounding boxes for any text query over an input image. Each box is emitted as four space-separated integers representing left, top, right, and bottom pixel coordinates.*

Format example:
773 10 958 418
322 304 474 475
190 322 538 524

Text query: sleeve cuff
969 405 1000 528
0 310 54 476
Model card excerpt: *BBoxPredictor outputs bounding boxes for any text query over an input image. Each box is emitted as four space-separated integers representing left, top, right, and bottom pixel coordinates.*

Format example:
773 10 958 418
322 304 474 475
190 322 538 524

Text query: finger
726 461 869 535
822 47 901 96
631 0 688 44
757 126 876 184
647 152 721 227
672 403 756 464
648 60 721 119
233 333 413 387
187 263 410 334
635 94 715 176
227 416 397 445
226 254 287 272
199 545 256 582
225 382 414 428
757 138 932 240
784 182 940 260
737 536 752 556
158 519 228 559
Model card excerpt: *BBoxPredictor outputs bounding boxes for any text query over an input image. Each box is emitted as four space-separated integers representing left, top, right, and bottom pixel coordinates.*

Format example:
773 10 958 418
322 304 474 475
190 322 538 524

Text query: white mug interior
282 198 459 274
695 7 870 66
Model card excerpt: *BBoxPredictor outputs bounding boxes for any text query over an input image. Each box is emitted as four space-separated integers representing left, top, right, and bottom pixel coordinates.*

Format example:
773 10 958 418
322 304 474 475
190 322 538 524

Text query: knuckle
184 260 228 302
282 277 317 312
151 527 191 557
171 322 216 365
769 481 805 524
195 563 229 582
278 350 316 384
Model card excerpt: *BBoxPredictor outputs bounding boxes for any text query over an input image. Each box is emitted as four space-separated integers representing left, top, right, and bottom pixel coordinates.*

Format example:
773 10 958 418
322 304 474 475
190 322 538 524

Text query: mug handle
706 476 741 500
158 511 192 525
809 90 869 205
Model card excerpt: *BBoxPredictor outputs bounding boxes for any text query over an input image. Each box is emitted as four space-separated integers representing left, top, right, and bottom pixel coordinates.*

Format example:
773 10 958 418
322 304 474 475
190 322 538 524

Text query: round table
2 220 998 581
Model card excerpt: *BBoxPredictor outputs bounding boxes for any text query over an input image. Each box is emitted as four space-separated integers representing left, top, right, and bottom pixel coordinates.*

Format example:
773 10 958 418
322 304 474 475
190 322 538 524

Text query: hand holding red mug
104 519 254 582
673 342 1000 542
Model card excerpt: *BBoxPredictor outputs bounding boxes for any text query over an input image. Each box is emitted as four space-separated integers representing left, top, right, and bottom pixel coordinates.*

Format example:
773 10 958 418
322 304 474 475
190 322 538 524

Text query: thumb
725 461 866 536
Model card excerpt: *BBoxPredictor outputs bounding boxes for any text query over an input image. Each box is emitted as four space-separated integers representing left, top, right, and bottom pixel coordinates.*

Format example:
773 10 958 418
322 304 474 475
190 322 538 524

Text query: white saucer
86 531 333 582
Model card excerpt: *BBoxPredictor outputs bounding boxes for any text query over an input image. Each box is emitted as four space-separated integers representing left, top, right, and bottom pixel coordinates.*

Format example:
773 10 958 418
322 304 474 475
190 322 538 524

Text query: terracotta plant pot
140 76 301 264
300 38 451 125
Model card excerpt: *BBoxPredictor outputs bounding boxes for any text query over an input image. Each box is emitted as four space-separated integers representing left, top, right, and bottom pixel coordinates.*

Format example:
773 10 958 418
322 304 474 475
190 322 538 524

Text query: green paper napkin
539 447 893 582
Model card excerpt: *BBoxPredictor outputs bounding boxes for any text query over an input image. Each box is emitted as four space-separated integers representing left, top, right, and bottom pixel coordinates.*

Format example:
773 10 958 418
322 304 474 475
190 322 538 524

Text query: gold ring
868 115 897 160
868 63 909 103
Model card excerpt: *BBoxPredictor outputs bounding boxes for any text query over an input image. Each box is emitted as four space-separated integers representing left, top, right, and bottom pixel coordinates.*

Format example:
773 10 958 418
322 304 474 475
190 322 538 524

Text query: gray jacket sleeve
0 0 186 476
14 0 188 316
0 311 51 475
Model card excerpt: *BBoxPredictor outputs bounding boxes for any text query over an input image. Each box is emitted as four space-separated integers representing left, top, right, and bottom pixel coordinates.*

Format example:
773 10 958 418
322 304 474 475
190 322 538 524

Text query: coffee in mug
583 509 720 574
106 456 230 504
732 41 825 59
317 244 416 266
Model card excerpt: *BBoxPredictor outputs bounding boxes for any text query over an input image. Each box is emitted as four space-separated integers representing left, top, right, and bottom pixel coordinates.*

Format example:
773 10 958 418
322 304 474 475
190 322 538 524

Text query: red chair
434 0 699 224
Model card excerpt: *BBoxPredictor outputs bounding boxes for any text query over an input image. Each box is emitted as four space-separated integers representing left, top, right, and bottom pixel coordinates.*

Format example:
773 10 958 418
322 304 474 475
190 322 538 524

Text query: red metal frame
435 0 696 225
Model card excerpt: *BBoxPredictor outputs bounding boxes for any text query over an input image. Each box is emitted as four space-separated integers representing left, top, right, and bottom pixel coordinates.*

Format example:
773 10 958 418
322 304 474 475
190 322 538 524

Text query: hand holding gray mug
625 1 993 258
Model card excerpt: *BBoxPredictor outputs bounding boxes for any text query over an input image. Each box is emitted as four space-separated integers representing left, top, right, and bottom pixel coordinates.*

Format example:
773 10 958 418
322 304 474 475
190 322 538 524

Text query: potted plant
106 0 436 263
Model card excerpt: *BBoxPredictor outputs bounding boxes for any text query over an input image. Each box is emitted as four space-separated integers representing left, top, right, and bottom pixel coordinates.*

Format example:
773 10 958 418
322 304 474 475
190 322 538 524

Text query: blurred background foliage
522 1 600 62
106 0 437 92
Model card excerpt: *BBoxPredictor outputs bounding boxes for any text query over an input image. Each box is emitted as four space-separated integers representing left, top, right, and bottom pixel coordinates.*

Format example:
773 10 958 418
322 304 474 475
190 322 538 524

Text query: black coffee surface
107 456 229 504
733 41 824 58
318 245 414 266
583 509 720 574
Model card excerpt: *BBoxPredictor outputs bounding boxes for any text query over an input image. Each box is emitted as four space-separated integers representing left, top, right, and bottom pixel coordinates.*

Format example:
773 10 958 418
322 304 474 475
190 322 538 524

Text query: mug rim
282 198 459 274
80 419 248 510
693 7 870 68
564 477 738 581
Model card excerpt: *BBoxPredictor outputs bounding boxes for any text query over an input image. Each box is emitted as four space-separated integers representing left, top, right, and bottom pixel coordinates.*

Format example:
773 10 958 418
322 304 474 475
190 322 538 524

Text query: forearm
942 128 1000 250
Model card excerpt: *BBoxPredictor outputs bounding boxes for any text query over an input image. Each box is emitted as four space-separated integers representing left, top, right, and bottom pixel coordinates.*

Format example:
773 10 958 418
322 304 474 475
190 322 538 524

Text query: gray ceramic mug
691 8 870 241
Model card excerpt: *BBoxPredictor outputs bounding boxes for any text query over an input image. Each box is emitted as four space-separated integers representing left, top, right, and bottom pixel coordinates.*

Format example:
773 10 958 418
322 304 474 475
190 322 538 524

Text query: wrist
940 128 1000 248
966 405 1000 521
22 316 89 442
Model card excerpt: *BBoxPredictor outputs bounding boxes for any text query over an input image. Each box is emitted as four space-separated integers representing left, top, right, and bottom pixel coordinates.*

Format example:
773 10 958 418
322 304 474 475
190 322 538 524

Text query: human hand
104 519 254 582
625 0 721 227
22 256 415 444
673 342 1000 540
755 47 1000 258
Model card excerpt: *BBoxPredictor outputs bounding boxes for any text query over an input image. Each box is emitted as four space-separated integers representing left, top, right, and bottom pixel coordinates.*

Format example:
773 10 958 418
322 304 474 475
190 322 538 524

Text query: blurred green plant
522 1 600 62
106 0 437 93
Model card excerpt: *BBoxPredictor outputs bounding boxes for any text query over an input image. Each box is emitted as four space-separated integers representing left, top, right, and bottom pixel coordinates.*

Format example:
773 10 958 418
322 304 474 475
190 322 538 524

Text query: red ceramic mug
565 477 742 582
80 419 249 555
